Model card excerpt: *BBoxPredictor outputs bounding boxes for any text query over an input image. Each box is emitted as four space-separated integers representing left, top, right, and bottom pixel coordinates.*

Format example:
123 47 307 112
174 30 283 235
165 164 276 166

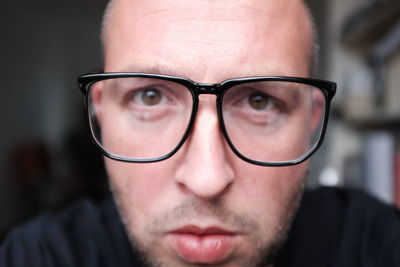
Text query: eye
140 88 162 106
246 91 281 112
127 86 169 107
248 92 271 110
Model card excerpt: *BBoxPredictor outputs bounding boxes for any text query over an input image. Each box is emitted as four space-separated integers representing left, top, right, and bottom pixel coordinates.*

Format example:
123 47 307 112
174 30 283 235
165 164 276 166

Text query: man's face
102 0 313 266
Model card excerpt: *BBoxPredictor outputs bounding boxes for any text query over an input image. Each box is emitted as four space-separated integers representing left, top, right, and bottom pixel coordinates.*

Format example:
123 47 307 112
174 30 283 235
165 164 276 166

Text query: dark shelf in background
341 0 400 47
344 115 400 130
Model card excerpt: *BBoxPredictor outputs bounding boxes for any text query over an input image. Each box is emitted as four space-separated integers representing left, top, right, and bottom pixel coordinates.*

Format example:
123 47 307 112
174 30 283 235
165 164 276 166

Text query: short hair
303 3 320 75
101 0 116 46
100 0 319 76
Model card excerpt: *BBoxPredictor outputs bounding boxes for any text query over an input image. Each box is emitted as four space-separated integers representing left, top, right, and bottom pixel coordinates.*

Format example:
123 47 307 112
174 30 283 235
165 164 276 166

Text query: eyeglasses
78 73 336 166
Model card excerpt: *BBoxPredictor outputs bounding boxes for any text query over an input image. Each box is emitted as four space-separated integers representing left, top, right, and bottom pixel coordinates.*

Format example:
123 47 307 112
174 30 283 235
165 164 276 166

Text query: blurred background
0 0 399 240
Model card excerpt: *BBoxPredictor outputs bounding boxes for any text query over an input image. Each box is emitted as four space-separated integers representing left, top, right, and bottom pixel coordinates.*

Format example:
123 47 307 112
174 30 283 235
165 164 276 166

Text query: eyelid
124 86 170 107
247 92 281 110
224 86 283 109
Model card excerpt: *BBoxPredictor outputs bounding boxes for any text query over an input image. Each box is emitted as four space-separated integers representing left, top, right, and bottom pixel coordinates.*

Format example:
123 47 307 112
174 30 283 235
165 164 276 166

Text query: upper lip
170 225 236 235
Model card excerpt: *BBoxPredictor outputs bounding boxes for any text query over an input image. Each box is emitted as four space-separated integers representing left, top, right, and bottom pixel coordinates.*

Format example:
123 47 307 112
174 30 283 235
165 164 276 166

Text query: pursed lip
166 225 240 264
169 225 236 235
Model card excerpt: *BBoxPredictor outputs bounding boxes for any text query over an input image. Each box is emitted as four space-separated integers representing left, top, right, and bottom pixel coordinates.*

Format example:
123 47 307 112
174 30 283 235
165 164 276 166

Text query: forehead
103 0 312 81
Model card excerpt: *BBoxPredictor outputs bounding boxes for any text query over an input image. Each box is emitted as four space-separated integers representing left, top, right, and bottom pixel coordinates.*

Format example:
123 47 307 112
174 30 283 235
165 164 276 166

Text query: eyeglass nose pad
196 83 219 95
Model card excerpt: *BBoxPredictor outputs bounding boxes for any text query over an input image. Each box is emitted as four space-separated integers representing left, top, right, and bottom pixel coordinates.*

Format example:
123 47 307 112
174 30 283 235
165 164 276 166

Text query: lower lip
168 233 237 264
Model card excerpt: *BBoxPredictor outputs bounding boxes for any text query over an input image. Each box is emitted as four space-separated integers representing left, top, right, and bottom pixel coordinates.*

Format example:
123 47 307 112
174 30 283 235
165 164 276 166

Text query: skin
101 0 314 266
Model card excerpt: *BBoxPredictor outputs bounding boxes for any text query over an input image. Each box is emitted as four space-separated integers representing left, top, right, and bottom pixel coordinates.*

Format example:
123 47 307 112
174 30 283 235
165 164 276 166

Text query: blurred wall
0 0 107 236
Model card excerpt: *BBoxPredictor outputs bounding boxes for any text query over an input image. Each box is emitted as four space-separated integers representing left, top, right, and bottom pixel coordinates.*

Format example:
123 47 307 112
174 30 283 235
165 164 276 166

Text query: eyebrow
116 64 189 78
112 64 306 84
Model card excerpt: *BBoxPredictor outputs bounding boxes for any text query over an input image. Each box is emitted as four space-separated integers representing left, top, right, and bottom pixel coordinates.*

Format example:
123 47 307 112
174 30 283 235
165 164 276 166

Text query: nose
174 95 235 200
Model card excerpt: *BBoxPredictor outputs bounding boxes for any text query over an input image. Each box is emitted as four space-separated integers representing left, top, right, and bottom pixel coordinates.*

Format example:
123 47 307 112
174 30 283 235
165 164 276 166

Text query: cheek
105 159 177 226
233 162 308 221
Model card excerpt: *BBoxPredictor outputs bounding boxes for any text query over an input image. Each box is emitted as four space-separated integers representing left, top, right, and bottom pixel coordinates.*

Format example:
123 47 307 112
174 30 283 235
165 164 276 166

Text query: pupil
249 93 268 110
142 89 161 105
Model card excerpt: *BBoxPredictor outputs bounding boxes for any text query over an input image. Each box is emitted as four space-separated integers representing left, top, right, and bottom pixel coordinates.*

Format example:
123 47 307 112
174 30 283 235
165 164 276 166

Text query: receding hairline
100 0 319 76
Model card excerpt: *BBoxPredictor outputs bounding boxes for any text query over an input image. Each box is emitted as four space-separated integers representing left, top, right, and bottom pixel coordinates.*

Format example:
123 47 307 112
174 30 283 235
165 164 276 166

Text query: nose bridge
174 89 235 200
195 83 220 95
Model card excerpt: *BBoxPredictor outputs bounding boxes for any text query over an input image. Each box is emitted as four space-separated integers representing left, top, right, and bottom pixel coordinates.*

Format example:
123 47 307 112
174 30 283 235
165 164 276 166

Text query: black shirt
1 187 400 267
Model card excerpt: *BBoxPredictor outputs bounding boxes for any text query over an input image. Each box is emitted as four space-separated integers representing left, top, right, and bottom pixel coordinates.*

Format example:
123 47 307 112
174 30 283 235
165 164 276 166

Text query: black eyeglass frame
78 72 336 166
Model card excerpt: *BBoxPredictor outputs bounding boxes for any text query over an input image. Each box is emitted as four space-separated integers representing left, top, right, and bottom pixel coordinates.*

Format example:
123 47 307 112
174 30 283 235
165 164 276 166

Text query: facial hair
112 181 304 267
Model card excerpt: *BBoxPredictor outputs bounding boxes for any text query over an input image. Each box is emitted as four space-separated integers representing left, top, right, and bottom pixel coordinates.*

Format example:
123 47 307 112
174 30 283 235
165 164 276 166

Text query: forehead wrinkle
144 13 254 42
143 0 262 17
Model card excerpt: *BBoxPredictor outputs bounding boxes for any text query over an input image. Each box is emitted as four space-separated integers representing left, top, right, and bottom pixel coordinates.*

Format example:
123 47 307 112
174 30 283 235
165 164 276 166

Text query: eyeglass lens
221 81 325 163
87 77 326 163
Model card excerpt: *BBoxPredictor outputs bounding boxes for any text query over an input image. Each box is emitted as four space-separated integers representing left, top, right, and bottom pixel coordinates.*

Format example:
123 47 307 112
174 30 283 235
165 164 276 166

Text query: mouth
167 225 240 264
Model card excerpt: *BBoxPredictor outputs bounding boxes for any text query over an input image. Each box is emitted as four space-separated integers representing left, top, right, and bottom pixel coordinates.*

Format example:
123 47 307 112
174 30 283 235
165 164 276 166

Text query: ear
90 82 104 125
310 89 324 133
